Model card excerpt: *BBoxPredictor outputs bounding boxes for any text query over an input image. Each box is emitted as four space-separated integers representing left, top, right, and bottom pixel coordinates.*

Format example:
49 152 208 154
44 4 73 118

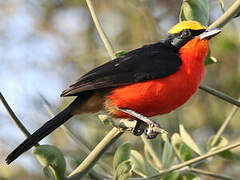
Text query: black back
61 41 182 96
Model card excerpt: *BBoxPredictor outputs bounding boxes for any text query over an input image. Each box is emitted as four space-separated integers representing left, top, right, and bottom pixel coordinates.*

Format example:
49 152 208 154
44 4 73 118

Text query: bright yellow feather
168 21 206 34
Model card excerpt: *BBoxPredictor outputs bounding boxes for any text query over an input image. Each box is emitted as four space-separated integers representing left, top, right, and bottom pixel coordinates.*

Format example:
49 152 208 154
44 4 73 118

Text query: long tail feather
6 106 73 164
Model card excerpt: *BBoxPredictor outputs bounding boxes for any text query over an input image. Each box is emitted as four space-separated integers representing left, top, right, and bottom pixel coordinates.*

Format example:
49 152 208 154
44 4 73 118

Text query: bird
6 20 221 164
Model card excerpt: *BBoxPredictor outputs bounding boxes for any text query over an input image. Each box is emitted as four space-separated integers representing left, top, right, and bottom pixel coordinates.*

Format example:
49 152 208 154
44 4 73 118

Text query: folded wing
61 42 182 97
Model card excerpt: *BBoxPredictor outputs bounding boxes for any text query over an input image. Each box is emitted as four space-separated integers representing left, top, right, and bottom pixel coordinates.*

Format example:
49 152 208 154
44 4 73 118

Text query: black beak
199 28 221 40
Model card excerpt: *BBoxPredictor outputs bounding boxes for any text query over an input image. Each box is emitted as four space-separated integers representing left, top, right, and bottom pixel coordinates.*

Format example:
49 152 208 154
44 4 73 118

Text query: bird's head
165 20 221 50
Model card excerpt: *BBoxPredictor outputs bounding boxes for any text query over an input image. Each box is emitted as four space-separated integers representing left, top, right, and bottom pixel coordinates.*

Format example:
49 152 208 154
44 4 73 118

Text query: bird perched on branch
6 20 221 164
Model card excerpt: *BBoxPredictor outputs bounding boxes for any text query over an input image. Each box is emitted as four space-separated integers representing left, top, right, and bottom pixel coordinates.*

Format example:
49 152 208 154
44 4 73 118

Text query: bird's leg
117 108 168 139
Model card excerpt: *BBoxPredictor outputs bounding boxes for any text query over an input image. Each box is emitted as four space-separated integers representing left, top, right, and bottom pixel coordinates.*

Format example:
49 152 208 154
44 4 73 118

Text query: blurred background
0 0 240 179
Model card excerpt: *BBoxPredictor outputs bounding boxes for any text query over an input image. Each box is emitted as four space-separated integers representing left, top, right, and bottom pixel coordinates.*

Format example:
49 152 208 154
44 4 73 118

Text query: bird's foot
117 108 168 138
132 120 147 136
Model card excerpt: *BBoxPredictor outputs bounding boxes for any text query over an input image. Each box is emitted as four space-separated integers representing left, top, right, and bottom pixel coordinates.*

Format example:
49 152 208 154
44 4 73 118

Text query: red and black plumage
6 21 221 164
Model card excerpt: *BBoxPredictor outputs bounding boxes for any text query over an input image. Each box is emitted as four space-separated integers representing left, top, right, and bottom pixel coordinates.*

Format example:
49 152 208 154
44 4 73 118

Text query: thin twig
86 0 115 59
67 128 123 179
210 102 239 147
0 92 33 139
190 168 237 180
147 142 240 179
208 0 240 29
199 85 240 107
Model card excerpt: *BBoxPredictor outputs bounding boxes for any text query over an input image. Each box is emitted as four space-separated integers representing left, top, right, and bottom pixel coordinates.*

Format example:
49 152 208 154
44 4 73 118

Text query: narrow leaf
171 133 183 159
162 135 173 168
114 160 132 180
33 145 66 180
113 143 132 171
180 0 209 26
145 160 159 177
130 150 147 177
171 133 194 162
163 171 179 180
206 135 228 151
143 138 162 167
219 150 240 161
179 124 202 155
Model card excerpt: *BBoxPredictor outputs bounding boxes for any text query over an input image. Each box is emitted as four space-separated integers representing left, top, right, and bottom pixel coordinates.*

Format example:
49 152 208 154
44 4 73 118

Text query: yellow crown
168 21 206 34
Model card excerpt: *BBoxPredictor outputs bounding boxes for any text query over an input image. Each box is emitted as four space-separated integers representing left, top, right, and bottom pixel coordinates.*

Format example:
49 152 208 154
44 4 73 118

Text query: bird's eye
182 29 191 37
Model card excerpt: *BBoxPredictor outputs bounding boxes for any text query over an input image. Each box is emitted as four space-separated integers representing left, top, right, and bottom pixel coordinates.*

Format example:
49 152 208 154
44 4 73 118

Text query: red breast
105 37 209 118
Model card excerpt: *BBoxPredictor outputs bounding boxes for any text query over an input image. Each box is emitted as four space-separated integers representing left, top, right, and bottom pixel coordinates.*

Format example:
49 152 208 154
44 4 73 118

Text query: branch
0 92 33 139
199 85 240 107
86 0 115 59
147 142 240 179
67 128 123 179
190 168 237 180
208 0 240 29
210 102 239 147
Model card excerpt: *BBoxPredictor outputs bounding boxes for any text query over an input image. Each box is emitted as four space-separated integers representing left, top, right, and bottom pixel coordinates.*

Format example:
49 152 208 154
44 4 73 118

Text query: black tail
6 106 73 164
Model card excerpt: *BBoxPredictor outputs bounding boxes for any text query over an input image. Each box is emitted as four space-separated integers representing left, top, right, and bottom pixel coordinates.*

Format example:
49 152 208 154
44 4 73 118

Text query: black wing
61 41 181 97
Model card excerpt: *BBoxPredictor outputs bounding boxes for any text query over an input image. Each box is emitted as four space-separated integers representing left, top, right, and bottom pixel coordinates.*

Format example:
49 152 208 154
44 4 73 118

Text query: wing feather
61 42 181 97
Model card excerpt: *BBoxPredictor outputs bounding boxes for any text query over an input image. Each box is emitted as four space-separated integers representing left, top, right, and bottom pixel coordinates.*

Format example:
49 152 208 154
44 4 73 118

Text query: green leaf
219 150 240 161
114 160 132 180
171 133 194 162
162 172 179 180
33 145 66 180
162 135 173 168
219 150 234 160
206 136 228 150
43 167 54 180
143 138 162 167
113 143 132 171
183 173 202 180
145 160 159 177
180 0 209 26
130 150 147 178
115 50 128 58
179 124 202 155
171 133 183 159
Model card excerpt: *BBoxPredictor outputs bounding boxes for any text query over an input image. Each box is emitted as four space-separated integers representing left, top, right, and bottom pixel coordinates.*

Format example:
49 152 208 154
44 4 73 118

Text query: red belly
105 38 207 118
106 67 203 118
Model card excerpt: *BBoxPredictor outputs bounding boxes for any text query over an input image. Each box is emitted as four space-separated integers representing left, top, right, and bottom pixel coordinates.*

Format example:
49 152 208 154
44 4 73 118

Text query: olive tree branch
199 85 240 107
147 142 240 179
0 92 34 140
210 101 239 148
189 168 237 180
208 0 240 29
67 128 123 179
86 0 115 59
